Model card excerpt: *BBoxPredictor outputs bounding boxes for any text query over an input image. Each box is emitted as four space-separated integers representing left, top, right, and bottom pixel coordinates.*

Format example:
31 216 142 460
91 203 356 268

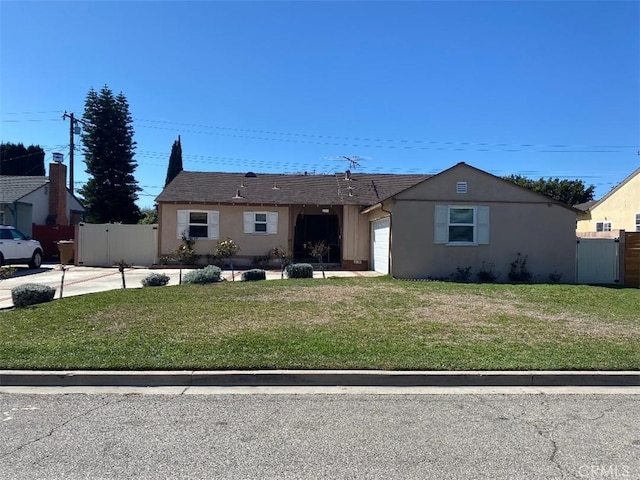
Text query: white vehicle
0 226 43 269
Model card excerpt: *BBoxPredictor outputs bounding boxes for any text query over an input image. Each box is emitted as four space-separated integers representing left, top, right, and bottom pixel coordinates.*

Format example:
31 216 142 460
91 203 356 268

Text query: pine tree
78 86 141 223
164 135 183 187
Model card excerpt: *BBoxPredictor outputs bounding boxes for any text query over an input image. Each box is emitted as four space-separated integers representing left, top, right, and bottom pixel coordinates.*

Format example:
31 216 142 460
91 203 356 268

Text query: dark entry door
294 214 341 263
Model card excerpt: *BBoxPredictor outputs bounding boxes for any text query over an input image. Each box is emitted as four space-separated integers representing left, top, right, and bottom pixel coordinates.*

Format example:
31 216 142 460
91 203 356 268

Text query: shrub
242 269 266 281
508 253 532 283
450 266 472 282
11 283 56 308
173 233 198 265
477 262 500 283
182 265 222 284
0 266 17 280
548 271 563 283
141 273 170 287
286 263 314 279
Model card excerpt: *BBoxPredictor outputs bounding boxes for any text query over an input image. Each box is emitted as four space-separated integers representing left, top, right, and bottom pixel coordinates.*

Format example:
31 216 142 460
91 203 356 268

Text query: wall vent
456 181 468 194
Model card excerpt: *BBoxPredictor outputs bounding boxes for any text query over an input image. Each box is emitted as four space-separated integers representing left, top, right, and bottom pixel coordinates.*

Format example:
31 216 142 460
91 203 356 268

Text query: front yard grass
1 277 638 370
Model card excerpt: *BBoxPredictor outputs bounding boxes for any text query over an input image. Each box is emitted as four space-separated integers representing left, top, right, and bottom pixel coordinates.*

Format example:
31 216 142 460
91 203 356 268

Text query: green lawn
1 277 639 370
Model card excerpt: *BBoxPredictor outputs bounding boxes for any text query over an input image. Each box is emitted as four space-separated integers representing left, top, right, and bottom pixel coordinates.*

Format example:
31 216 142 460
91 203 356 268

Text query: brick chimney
47 161 69 225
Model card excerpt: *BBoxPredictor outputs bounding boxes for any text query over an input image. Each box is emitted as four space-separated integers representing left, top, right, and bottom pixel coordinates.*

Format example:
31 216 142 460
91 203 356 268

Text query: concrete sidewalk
0 264 380 309
1 370 639 388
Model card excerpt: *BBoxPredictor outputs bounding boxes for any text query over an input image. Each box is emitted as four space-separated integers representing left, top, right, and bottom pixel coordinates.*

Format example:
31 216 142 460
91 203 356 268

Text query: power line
1 118 63 123
3 110 65 115
134 118 639 152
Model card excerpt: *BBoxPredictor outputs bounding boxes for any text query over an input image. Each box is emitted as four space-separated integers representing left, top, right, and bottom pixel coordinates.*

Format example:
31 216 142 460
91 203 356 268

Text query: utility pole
62 112 89 194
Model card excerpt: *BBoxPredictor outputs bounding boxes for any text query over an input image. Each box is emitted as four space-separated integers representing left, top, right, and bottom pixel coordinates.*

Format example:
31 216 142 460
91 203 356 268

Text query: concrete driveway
0 264 380 309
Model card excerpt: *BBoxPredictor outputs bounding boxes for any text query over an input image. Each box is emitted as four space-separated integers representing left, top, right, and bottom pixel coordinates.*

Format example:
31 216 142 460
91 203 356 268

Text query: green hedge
286 263 314 279
11 283 56 308
241 269 266 281
182 265 222 284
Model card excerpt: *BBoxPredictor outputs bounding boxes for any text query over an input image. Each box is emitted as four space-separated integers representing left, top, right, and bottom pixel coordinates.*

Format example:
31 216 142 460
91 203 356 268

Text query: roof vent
345 169 351 180
272 183 280 190
245 172 257 178
232 189 243 199
240 180 245 188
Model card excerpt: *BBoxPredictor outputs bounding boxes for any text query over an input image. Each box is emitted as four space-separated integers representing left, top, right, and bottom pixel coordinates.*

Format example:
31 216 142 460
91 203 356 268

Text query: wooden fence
624 232 640 288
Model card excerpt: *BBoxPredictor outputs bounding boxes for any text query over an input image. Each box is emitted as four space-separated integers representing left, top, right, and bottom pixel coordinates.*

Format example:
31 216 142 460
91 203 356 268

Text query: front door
294 214 341 263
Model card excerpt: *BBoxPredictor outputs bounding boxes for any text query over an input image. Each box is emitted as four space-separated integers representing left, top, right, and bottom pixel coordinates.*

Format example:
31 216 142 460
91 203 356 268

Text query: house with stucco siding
576 167 640 237
155 162 579 282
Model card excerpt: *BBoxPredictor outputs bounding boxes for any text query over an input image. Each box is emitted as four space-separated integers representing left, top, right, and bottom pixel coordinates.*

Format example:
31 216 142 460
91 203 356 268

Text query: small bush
548 271 563 283
141 273 170 287
508 253 532 283
182 265 222 284
477 262 500 283
286 263 314 279
11 283 56 308
242 269 266 281
450 266 472 282
0 266 17 280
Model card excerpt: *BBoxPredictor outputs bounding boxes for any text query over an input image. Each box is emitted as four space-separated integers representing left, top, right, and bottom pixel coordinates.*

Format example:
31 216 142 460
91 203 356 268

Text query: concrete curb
1 370 639 388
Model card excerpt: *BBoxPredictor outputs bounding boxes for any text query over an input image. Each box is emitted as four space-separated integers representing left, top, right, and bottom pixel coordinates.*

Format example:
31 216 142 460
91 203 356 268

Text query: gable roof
156 171 431 206
381 162 582 213
580 167 640 211
0 176 48 203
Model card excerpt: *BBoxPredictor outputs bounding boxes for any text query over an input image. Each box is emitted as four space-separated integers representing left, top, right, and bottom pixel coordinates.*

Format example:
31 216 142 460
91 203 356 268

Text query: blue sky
1 0 638 208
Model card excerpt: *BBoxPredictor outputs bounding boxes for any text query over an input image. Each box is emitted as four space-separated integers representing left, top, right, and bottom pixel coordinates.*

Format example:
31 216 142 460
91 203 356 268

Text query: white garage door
372 218 390 274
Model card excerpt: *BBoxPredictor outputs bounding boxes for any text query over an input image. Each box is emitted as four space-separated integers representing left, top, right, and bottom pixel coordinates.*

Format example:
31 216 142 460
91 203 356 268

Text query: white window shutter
434 205 448 244
267 212 278 234
477 206 490 245
243 212 254 234
208 211 220 239
177 210 188 239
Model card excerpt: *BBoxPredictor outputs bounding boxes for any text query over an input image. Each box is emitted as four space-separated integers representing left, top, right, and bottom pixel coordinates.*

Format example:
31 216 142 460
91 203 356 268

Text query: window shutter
177 210 188 239
243 212 254 234
477 206 490 245
208 211 219 239
267 212 278 234
434 205 448 244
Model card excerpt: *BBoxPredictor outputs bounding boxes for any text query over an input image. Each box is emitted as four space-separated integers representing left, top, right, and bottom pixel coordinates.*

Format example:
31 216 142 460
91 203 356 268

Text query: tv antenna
342 156 362 170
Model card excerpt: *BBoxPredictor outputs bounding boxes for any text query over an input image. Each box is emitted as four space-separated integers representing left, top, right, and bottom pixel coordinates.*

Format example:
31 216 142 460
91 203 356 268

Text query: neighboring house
0 161 85 236
575 167 640 237
155 162 578 282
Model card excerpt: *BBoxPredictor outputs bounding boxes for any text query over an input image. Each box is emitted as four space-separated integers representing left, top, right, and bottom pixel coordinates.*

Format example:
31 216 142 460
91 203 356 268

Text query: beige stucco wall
576 172 640 233
159 203 290 258
390 164 577 282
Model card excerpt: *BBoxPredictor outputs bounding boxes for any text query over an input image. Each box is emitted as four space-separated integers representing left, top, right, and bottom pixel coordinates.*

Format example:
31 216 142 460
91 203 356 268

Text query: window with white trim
434 205 490 245
176 210 219 239
635 213 640 232
595 221 612 232
244 211 278 234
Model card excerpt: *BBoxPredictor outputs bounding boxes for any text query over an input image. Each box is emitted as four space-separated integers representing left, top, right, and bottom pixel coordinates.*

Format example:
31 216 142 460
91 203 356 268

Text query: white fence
576 237 620 285
76 223 158 267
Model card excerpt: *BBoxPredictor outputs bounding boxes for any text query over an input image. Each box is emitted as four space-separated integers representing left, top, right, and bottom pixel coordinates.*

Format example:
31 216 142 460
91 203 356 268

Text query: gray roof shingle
156 171 431 206
0 176 48 203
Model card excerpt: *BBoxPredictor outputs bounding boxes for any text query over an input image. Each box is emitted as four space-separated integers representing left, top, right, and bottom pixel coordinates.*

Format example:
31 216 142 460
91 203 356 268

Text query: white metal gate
372 218 390 274
576 237 619 285
76 223 158 267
